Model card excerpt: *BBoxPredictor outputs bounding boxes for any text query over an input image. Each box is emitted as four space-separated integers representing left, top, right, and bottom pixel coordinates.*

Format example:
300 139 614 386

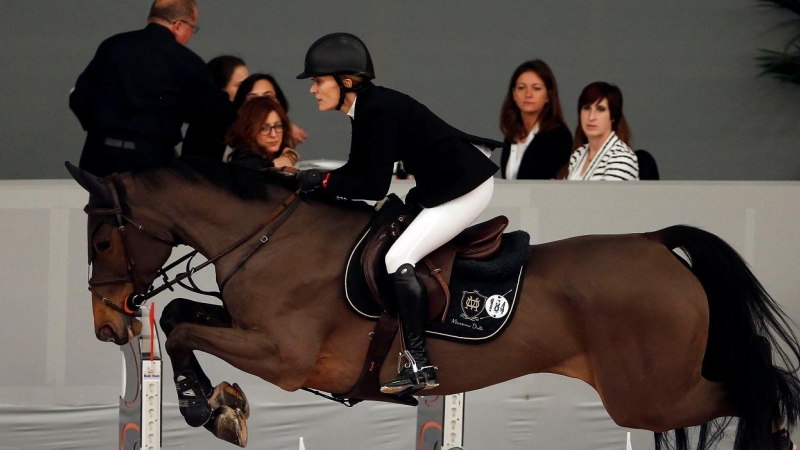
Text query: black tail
653 225 800 450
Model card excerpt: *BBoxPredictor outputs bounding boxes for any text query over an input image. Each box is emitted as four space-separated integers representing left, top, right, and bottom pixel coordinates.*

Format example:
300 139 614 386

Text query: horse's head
66 162 175 345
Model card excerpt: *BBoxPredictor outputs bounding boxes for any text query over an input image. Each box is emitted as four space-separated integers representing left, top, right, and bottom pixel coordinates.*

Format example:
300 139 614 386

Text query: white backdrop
1 178 799 449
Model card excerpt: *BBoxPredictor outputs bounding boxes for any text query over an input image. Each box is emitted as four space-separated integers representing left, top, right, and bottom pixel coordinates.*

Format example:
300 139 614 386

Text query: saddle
334 196 526 407
361 203 509 322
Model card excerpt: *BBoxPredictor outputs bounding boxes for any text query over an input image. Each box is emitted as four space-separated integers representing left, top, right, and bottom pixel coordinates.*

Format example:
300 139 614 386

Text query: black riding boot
380 263 439 396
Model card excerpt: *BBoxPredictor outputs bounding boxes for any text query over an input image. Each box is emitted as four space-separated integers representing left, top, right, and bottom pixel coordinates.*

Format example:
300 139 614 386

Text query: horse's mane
134 159 377 214
135 158 298 201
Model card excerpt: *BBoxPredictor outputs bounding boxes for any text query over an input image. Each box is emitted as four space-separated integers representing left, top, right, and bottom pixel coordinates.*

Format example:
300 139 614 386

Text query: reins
137 189 301 302
85 169 302 316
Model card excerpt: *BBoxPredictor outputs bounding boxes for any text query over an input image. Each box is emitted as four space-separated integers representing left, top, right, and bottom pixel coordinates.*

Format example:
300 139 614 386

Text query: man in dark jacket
70 0 233 176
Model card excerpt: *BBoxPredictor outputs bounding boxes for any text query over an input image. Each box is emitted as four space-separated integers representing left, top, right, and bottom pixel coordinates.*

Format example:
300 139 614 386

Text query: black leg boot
380 263 439 396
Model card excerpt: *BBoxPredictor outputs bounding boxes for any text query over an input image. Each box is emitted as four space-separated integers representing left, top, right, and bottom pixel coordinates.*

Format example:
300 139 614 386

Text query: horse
66 160 800 450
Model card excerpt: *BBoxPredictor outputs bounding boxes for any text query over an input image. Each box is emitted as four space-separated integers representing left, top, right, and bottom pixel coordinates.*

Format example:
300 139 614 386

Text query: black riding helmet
297 32 375 110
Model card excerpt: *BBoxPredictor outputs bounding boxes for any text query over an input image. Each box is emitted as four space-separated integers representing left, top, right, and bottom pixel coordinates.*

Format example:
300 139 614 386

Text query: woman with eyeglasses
224 96 299 170
295 32 501 397
233 73 308 146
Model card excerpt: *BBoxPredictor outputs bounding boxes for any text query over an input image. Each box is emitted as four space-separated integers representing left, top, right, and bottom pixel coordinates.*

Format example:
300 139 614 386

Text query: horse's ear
65 161 113 205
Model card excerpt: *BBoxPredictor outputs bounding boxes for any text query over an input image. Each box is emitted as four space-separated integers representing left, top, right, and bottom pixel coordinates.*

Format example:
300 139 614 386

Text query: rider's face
309 76 340 112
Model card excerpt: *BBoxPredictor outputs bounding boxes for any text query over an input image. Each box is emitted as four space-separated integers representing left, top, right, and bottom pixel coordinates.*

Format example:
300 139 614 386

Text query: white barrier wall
1 179 799 450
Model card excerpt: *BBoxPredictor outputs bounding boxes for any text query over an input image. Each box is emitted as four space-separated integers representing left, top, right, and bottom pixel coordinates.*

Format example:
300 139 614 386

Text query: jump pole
416 393 465 449
119 305 162 450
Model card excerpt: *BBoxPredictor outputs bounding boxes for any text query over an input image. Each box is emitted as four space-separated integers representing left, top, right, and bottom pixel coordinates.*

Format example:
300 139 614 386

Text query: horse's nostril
98 325 115 342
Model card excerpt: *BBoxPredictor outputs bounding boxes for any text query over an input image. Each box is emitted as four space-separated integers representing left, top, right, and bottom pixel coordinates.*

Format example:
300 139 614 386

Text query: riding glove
297 169 325 192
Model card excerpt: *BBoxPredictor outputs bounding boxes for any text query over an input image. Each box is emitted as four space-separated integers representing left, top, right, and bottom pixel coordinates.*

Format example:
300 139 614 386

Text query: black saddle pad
344 222 531 344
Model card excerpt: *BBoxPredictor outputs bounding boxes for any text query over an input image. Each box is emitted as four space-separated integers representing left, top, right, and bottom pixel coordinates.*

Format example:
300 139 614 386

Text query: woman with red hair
225 96 299 170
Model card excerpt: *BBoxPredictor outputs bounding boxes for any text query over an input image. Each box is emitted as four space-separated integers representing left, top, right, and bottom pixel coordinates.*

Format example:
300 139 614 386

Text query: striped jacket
567 132 639 180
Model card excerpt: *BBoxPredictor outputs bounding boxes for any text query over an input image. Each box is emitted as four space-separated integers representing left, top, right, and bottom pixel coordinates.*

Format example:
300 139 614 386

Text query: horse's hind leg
160 298 249 447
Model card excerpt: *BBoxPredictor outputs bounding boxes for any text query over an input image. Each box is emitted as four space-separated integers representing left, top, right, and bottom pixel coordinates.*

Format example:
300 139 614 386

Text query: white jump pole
416 393 465 449
119 304 162 450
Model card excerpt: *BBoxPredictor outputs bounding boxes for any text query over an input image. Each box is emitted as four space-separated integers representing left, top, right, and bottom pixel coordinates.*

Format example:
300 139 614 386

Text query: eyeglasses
173 19 200 34
259 123 284 135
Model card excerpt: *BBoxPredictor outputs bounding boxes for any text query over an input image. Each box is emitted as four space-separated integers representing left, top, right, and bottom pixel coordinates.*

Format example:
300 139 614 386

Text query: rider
296 32 501 396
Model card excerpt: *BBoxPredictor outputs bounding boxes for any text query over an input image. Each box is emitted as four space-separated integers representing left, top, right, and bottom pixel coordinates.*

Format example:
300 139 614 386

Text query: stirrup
380 351 439 396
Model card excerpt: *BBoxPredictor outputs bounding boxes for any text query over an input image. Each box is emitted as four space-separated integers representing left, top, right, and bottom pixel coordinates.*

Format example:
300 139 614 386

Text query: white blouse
567 132 639 180
505 124 538 180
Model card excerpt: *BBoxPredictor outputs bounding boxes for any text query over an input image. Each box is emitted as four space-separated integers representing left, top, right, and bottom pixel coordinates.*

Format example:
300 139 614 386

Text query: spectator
295 33 501 397
566 82 639 180
211 55 250 102
70 0 232 176
182 55 249 160
499 60 572 180
225 96 299 170
234 73 308 145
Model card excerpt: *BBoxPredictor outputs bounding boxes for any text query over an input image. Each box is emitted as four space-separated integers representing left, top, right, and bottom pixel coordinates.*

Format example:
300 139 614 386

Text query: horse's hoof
208 381 250 420
205 405 248 447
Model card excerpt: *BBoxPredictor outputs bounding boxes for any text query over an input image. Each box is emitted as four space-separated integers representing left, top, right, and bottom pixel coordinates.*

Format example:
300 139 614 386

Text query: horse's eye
94 241 111 252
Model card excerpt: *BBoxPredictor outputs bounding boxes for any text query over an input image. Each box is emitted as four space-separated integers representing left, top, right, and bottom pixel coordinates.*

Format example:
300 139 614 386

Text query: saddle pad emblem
460 291 510 322
460 290 485 320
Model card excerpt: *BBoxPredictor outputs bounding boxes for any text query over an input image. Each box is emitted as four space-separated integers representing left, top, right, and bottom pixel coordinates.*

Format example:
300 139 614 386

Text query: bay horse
66 160 800 450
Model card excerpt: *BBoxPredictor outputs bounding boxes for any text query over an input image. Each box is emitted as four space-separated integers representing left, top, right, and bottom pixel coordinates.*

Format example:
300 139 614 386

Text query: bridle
84 173 302 317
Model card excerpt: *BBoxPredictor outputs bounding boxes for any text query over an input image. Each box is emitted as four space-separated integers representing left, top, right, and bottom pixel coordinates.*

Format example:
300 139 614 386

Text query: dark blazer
181 103 235 160
500 122 573 180
70 24 233 175
326 85 500 208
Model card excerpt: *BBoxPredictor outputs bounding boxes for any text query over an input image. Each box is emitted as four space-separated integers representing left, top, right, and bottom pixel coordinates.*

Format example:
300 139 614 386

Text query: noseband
84 173 301 317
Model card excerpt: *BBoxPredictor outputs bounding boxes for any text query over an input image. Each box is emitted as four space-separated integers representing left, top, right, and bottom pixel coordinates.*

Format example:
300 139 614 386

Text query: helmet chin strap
333 74 372 111
333 75 348 111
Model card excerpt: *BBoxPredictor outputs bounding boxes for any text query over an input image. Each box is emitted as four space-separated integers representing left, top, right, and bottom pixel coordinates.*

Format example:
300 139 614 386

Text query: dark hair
226 96 295 158
148 0 196 21
499 59 565 141
572 81 632 150
207 55 246 90
232 73 289 113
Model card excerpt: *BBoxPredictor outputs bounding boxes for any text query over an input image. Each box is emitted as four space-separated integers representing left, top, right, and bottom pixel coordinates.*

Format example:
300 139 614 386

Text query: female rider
295 32 500 396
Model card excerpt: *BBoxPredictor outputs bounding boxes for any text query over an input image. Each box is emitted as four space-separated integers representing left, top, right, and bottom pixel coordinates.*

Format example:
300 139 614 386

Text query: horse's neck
130 179 285 258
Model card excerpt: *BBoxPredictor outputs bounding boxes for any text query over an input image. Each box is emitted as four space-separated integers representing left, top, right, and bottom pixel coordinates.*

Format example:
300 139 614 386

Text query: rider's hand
297 169 325 192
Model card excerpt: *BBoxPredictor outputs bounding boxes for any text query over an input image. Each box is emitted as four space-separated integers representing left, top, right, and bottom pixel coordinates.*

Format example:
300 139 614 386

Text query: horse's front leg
163 304 323 446
160 298 249 447
165 316 321 393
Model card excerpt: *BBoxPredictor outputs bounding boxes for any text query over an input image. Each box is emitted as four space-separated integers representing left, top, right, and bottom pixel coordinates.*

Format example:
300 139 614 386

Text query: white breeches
385 176 494 273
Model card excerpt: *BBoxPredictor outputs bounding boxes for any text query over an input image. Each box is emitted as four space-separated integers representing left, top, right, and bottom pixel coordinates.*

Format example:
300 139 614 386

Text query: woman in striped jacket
566 82 639 180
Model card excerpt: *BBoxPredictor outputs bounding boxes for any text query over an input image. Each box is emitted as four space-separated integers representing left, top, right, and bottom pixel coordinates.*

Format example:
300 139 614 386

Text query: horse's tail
652 224 800 450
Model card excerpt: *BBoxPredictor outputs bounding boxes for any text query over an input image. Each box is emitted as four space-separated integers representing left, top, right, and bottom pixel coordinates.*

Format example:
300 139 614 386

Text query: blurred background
1 0 799 180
